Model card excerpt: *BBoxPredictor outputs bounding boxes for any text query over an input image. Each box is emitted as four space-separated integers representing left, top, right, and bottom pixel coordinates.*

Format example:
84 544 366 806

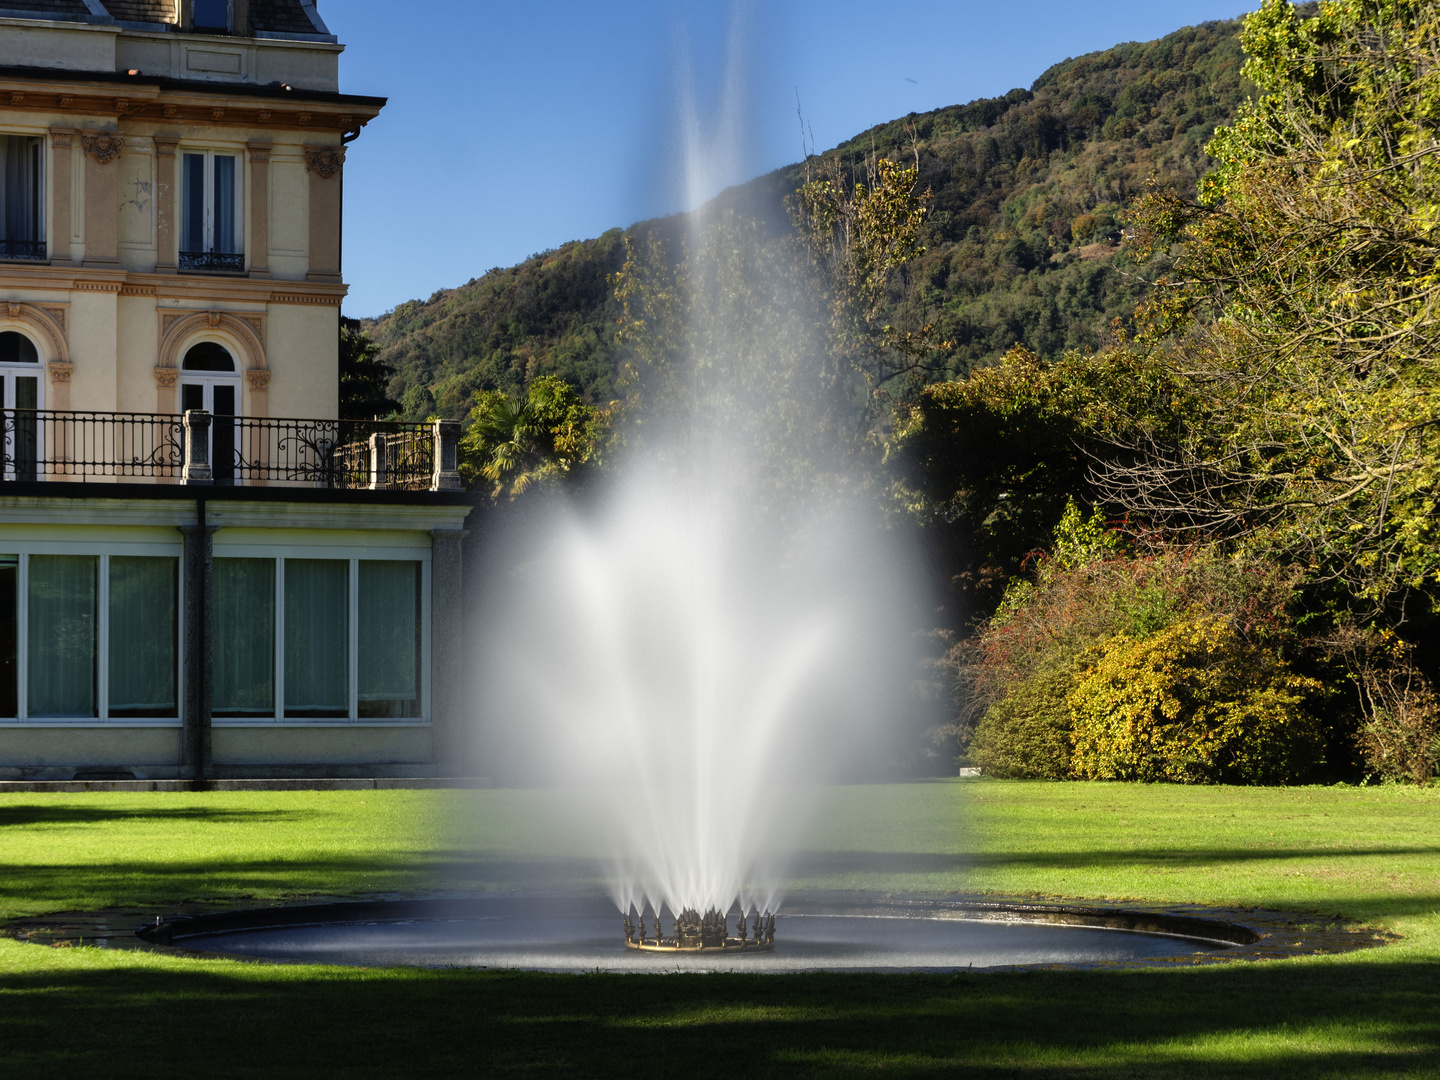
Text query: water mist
472 9 926 933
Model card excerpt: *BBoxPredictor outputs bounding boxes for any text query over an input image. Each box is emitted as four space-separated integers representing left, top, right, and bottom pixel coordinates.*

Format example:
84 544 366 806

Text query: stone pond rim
12 892 1380 971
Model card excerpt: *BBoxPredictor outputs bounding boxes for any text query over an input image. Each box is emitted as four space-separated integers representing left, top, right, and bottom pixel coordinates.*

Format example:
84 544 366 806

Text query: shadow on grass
794 846 1440 875
0 953 1435 1078
0 806 316 828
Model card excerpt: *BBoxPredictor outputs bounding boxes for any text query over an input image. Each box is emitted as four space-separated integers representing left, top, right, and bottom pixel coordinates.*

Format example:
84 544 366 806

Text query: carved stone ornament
81 133 124 164
304 146 345 178
47 361 74 384
154 367 179 389
246 368 271 390
206 311 222 328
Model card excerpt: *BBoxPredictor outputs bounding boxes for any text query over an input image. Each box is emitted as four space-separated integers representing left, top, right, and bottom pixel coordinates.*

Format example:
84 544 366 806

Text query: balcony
0 239 46 262
178 250 246 273
0 409 462 491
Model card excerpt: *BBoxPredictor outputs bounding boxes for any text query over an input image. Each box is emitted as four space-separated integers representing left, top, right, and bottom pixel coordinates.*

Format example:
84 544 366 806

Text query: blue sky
332 1 1251 318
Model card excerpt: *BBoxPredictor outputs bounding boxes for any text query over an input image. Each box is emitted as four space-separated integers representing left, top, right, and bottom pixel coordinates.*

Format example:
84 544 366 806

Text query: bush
971 655 1077 779
1069 616 1324 784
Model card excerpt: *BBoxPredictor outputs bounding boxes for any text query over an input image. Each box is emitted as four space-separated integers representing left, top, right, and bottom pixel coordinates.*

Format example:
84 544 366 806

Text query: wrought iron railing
0 238 46 262
0 409 461 491
178 250 245 273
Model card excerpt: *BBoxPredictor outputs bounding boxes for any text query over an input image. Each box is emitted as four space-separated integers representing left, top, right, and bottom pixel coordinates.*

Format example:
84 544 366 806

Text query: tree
457 375 604 498
339 316 398 420
1111 0 1440 606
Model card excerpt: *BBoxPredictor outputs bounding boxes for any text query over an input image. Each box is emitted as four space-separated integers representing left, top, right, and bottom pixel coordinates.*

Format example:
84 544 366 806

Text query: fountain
104 11 1335 975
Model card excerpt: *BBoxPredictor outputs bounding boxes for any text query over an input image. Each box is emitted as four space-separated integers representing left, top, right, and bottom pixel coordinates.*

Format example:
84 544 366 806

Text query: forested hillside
365 16 1251 422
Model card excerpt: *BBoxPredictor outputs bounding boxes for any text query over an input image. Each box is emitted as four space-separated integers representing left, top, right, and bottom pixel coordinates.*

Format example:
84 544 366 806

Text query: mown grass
1 780 1437 1078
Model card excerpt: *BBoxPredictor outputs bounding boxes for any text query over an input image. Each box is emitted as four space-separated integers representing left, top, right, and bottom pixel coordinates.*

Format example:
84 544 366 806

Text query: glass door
1 368 40 482
180 380 237 485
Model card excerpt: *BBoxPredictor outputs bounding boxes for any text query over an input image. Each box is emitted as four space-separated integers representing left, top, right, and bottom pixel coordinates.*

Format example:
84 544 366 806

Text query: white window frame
210 545 431 727
0 542 185 727
180 148 244 259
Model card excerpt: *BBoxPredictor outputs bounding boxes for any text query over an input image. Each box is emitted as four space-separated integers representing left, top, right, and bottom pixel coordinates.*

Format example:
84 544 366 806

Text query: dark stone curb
0 778 495 793
2 891 1396 973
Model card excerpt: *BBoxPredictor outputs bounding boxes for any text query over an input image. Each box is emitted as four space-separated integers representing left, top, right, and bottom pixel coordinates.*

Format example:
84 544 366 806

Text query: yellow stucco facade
0 7 382 425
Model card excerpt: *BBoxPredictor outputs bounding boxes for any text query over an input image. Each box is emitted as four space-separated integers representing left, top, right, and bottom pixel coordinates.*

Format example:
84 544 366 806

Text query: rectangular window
193 0 230 31
213 557 274 717
358 560 422 718
107 557 178 718
284 559 349 719
0 555 15 718
27 554 97 718
0 135 44 261
180 151 241 271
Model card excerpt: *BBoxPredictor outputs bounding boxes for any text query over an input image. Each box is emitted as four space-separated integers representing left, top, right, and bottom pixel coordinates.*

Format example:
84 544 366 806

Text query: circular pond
139 895 1254 972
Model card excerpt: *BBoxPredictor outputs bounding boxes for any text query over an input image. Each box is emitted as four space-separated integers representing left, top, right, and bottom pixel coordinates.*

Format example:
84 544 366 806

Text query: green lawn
1 780 1437 1078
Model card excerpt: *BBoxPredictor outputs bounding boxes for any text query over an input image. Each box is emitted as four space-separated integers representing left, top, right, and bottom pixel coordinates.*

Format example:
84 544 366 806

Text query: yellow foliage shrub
1069 615 1324 784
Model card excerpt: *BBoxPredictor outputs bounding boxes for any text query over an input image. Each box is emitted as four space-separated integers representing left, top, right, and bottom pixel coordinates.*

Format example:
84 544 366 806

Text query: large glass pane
108 557 177 718
212 155 236 253
0 136 41 244
358 561 421 719
284 559 348 719
28 555 97 718
214 557 274 717
193 0 228 31
0 555 15 717
182 153 205 252
13 374 36 482
212 383 235 486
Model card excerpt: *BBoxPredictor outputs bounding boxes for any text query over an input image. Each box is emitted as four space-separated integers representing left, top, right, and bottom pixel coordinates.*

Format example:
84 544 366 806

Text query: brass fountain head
623 906 775 953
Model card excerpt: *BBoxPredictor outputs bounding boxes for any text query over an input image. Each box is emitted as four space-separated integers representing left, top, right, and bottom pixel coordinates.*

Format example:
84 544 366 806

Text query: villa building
0 1 472 782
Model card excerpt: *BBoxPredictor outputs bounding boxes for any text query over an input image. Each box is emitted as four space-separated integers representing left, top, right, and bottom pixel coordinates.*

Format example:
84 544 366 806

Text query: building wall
0 496 472 780
0 15 376 424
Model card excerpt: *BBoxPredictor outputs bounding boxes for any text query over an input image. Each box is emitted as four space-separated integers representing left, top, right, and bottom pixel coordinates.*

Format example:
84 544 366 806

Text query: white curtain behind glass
358 561 420 718
214 558 274 716
108 557 177 717
285 559 348 717
28 555 97 717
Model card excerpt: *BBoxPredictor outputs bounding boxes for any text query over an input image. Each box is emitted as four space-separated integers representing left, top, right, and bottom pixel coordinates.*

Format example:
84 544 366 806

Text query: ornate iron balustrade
0 239 46 262
0 409 462 491
178 250 246 273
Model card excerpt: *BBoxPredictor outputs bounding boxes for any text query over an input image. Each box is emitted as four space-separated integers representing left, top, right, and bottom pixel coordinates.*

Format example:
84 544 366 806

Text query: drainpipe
179 496 215 786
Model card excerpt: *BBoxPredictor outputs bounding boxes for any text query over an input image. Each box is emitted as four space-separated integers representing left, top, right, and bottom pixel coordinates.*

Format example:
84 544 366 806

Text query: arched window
0 331 38 366
0 329 41 480
182 341 235 372
180 340 240 485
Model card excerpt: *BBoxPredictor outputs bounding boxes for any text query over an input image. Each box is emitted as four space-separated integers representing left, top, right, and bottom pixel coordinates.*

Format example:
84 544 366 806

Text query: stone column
153 135 178 273
429 529 468 776
304 145 344 283
180 513 218 784
48 128 73 266
80 132 123 268
246 142 270 278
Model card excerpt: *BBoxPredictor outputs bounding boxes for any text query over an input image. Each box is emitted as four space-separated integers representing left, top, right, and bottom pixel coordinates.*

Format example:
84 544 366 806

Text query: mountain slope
366 17 1250 422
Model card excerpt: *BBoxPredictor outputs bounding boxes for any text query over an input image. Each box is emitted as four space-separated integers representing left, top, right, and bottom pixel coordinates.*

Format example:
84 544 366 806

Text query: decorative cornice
245 368 271 390
81 133 124 164
152 135 179 157
269 291 343 306
119 283 157 297
303 145 345 179
246 142 272 163
48 126 74 148
73 279 124 292
47 361 73 384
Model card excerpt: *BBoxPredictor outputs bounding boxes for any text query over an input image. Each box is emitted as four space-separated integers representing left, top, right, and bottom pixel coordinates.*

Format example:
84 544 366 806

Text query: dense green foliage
2 785 1439 1076
456 375 605 498
1112 0 1440 606
338 317 398 420
364 17 1252 423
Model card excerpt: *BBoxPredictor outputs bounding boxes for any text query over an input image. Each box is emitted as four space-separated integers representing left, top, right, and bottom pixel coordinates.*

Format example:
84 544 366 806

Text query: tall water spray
474 12 925 928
